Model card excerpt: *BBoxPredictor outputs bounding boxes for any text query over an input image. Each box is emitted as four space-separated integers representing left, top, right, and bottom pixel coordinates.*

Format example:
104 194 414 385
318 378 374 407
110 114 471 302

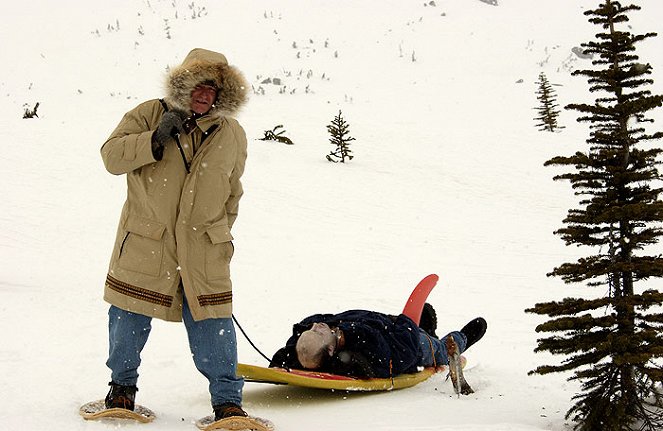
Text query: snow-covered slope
2 1 662 430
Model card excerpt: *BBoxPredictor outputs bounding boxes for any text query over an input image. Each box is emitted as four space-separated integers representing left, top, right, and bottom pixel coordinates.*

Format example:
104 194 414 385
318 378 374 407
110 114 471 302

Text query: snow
1 0 663 430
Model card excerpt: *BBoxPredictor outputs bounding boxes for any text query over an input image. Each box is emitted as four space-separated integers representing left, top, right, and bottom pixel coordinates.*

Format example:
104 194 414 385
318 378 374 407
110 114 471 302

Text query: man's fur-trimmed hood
164 48 248 119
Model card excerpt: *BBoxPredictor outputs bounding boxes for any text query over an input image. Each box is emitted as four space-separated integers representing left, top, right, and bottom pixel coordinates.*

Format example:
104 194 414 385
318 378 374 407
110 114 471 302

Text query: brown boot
213 403 248 421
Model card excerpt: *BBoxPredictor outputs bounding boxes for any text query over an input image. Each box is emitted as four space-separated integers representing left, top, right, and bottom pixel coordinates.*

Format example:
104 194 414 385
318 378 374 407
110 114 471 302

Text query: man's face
190 84 217 114
310 323 337 350
296 322 337 369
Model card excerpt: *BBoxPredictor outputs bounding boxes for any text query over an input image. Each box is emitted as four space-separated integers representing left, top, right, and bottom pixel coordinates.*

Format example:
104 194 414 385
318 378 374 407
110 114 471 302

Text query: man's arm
101 101 161 175
269 345 302 369
328 350 376 378
225 121 248 229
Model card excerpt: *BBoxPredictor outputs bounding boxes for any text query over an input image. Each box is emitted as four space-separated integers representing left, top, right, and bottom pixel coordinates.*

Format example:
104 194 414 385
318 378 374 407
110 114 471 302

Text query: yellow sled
237 358 465 391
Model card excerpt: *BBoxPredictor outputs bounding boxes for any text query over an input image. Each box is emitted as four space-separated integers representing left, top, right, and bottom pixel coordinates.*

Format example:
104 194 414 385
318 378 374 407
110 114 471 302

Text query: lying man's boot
419 302 438 338
460 317 487 350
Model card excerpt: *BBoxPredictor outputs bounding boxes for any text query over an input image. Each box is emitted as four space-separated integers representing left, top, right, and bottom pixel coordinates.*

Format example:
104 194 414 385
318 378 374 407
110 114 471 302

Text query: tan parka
101 49 249 322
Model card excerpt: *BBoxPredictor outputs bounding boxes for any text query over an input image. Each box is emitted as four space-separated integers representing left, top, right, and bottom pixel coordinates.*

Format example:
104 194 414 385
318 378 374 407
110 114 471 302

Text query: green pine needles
526 1 663 430
534 72 563 132
326 110 355 163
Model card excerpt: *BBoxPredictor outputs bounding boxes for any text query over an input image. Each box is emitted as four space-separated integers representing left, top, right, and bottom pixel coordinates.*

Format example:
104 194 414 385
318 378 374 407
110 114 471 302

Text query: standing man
100 48 249 421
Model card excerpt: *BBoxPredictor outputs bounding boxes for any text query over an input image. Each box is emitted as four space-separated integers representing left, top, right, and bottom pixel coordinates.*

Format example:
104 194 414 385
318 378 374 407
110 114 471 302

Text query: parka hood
164 48 248 119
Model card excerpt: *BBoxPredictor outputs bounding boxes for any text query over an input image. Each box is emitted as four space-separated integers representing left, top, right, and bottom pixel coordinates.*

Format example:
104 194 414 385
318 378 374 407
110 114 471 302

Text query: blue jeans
418 329 467 367
106 296 244 406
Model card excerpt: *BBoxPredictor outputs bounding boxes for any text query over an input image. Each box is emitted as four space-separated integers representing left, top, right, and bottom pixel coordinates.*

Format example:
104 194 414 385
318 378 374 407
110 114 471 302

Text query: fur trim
164 48 248 119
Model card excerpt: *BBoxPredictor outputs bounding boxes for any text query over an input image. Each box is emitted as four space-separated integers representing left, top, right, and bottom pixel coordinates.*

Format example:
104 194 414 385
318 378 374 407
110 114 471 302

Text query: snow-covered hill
2 1 662 430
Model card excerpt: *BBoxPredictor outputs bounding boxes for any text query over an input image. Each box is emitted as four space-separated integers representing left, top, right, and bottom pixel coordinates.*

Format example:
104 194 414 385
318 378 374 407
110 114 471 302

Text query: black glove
151 110 188 160
329 350 376 378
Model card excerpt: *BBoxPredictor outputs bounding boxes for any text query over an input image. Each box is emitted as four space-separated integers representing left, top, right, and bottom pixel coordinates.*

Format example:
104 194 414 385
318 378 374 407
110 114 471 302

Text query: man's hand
332 350 376 378
151 110 188 159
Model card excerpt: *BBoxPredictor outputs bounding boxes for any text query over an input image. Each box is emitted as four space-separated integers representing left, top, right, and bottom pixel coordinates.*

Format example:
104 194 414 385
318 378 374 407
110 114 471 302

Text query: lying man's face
296 322 337 369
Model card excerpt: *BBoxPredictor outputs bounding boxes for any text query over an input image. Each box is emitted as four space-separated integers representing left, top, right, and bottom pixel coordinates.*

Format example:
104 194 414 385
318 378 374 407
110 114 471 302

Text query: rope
232 314 272 363
424 333 437 368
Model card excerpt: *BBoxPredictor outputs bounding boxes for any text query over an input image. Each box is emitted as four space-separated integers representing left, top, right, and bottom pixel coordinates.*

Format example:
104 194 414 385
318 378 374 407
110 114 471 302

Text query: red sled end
402 274 438 325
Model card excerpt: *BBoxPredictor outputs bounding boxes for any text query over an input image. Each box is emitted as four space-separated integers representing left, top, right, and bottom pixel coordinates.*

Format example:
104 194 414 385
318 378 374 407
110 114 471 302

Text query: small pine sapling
326 110 355 163
534 72 563 132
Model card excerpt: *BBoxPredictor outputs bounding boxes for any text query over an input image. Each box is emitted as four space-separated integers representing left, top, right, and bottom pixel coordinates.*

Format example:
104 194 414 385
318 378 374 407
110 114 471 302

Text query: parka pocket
118 215 166 277
205 223 234 281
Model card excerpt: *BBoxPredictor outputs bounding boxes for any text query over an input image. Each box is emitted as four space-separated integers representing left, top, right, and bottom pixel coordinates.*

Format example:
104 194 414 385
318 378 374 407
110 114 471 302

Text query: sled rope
232 314 272 363
423 333 437 368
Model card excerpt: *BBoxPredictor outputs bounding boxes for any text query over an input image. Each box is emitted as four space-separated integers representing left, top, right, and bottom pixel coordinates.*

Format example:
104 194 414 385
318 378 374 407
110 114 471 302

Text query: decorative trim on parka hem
106 274 174 308
197 291 232 307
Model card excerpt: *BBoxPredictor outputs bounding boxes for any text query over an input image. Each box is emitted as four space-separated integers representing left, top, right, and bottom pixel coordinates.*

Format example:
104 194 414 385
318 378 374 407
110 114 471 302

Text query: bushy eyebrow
194 84 217 91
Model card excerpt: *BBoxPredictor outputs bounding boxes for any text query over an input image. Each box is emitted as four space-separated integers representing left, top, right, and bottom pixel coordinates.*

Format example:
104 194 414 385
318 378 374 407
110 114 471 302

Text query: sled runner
79 400 156 423
236 361 463 391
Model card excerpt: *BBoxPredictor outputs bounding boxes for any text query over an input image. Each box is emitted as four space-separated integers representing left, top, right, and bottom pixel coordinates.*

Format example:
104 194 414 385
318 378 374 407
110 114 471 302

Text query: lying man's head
296 322 337 369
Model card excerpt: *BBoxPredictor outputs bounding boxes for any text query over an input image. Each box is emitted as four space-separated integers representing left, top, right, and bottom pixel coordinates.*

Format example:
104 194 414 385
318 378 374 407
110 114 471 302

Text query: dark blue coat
270 310 422 378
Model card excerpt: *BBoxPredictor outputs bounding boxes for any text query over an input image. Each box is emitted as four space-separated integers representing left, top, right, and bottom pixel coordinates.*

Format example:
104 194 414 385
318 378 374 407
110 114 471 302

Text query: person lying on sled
269 304 486 382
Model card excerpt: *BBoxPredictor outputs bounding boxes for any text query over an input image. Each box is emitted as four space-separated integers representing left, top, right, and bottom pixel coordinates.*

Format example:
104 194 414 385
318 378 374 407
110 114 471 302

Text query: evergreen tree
534 72 563 132
526 1 663 430
326 110 355 163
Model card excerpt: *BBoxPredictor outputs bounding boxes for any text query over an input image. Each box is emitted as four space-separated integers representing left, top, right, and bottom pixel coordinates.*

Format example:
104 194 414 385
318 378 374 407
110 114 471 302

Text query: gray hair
296 330 329 369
